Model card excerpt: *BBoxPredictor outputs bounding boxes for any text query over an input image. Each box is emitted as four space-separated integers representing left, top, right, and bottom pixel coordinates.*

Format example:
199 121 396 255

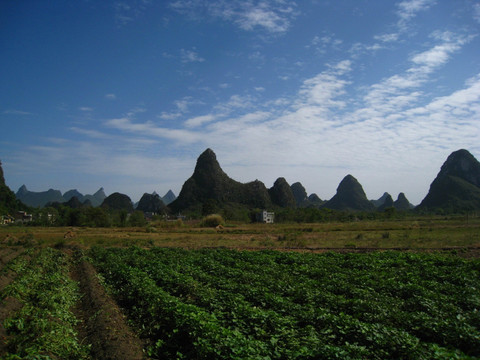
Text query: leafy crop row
2 248 90 360
90 247 480 359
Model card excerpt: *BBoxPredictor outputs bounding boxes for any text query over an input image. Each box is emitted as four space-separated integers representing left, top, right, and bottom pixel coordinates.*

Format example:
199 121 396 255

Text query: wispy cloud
474 3 480 23
170 0 298 34
105 93 116 100
360 31 473 115
397 0 435 21
106 117 200 143
396 0 436 30
180 48 205 63
78 107 94 112
113 0 152 25
308 33 343 54
70 127 109 139
184 114 217 128
3 109 33 116
374 33 400 43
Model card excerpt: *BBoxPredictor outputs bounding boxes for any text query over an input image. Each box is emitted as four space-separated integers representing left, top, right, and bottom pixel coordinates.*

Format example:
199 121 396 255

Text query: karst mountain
418 149 480 212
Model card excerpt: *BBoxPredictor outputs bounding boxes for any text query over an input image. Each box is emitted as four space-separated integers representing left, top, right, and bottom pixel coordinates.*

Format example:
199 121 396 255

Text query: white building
256 210 275 223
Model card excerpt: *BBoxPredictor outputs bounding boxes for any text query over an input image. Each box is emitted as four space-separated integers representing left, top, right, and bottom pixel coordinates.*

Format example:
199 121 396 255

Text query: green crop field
1 216 480 359
89 247 480 359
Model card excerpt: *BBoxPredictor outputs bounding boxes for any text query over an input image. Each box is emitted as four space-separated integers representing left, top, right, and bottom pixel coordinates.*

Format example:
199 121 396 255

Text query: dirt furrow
71 254 145 360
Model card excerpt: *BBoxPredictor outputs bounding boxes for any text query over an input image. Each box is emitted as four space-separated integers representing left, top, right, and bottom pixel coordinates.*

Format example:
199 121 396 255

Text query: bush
200 214 225 227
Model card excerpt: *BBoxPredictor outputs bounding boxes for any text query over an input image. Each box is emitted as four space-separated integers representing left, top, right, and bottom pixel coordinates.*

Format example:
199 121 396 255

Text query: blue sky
1 0 479 205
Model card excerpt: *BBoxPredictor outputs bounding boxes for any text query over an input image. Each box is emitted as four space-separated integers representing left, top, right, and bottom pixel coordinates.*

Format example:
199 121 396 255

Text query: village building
256 210 275 223
14 211 33 223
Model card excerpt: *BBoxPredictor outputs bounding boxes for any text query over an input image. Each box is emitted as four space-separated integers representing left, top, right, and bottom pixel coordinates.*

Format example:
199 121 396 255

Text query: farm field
0 215 479 252
0 216 480 359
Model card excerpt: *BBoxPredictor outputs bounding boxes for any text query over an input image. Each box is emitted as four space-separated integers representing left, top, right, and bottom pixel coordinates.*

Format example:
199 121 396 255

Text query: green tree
129 210 146 227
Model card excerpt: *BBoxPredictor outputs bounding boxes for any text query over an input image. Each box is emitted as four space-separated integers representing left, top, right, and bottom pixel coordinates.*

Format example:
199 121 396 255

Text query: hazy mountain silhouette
16 185 65 208
63 189 84 202
83 188 107 207
161 190 176 205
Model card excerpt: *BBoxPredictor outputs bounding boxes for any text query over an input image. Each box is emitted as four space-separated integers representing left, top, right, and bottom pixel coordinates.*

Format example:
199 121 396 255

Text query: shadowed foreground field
1 216 479 359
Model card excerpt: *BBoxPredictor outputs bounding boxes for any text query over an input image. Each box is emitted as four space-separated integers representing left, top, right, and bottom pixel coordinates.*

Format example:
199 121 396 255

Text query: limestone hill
418 149 480 212
323 175 375 212
169 148 272 213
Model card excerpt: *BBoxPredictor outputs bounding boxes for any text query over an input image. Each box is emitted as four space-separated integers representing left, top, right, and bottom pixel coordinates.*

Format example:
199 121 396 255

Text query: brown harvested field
1 215 479 255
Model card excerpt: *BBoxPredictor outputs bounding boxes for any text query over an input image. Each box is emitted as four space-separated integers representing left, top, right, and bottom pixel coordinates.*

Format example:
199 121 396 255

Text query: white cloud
213 94 256 114
3 109 33 116
105 93 116 100
70 127 109 139
184 114 217 128
79 107 94 112
235 2 294 33
397 0 435 22
106 117 200 143
474 3 480 23
180 48 205 63
374 33 400 43
170 0 298 34
158 111 182 120
113 0 152 25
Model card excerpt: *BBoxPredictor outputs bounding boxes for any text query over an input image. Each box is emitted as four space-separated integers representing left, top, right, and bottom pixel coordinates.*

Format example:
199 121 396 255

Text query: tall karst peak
337 175 363 195
394 192 413 210
194 148 223 173
291 182 308 205
324 174 374 211
439 149 480 187
0 161 5 185
169 149 272 212
378 194 394 211
418 149 480 212
269 177 296 208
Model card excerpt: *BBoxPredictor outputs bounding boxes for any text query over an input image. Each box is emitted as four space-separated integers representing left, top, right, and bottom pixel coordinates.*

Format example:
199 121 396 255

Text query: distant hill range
169 149 384 213
4 148 480 215
417 149 480 212
291 182 324 208
16 185 106 208
371 192 414 210
15 184 176 209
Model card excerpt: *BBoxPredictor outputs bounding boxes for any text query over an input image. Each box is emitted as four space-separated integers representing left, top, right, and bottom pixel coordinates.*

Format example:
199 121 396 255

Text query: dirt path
70 251 145 360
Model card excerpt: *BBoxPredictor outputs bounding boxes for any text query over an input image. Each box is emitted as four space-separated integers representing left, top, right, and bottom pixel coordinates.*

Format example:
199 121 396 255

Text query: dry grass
1 215 479 252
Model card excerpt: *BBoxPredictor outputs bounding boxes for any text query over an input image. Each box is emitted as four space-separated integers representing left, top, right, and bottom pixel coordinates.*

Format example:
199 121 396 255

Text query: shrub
200 214 225 227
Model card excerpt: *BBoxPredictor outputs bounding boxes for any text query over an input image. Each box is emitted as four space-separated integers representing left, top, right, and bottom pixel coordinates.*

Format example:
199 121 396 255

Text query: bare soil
70 250 145 360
